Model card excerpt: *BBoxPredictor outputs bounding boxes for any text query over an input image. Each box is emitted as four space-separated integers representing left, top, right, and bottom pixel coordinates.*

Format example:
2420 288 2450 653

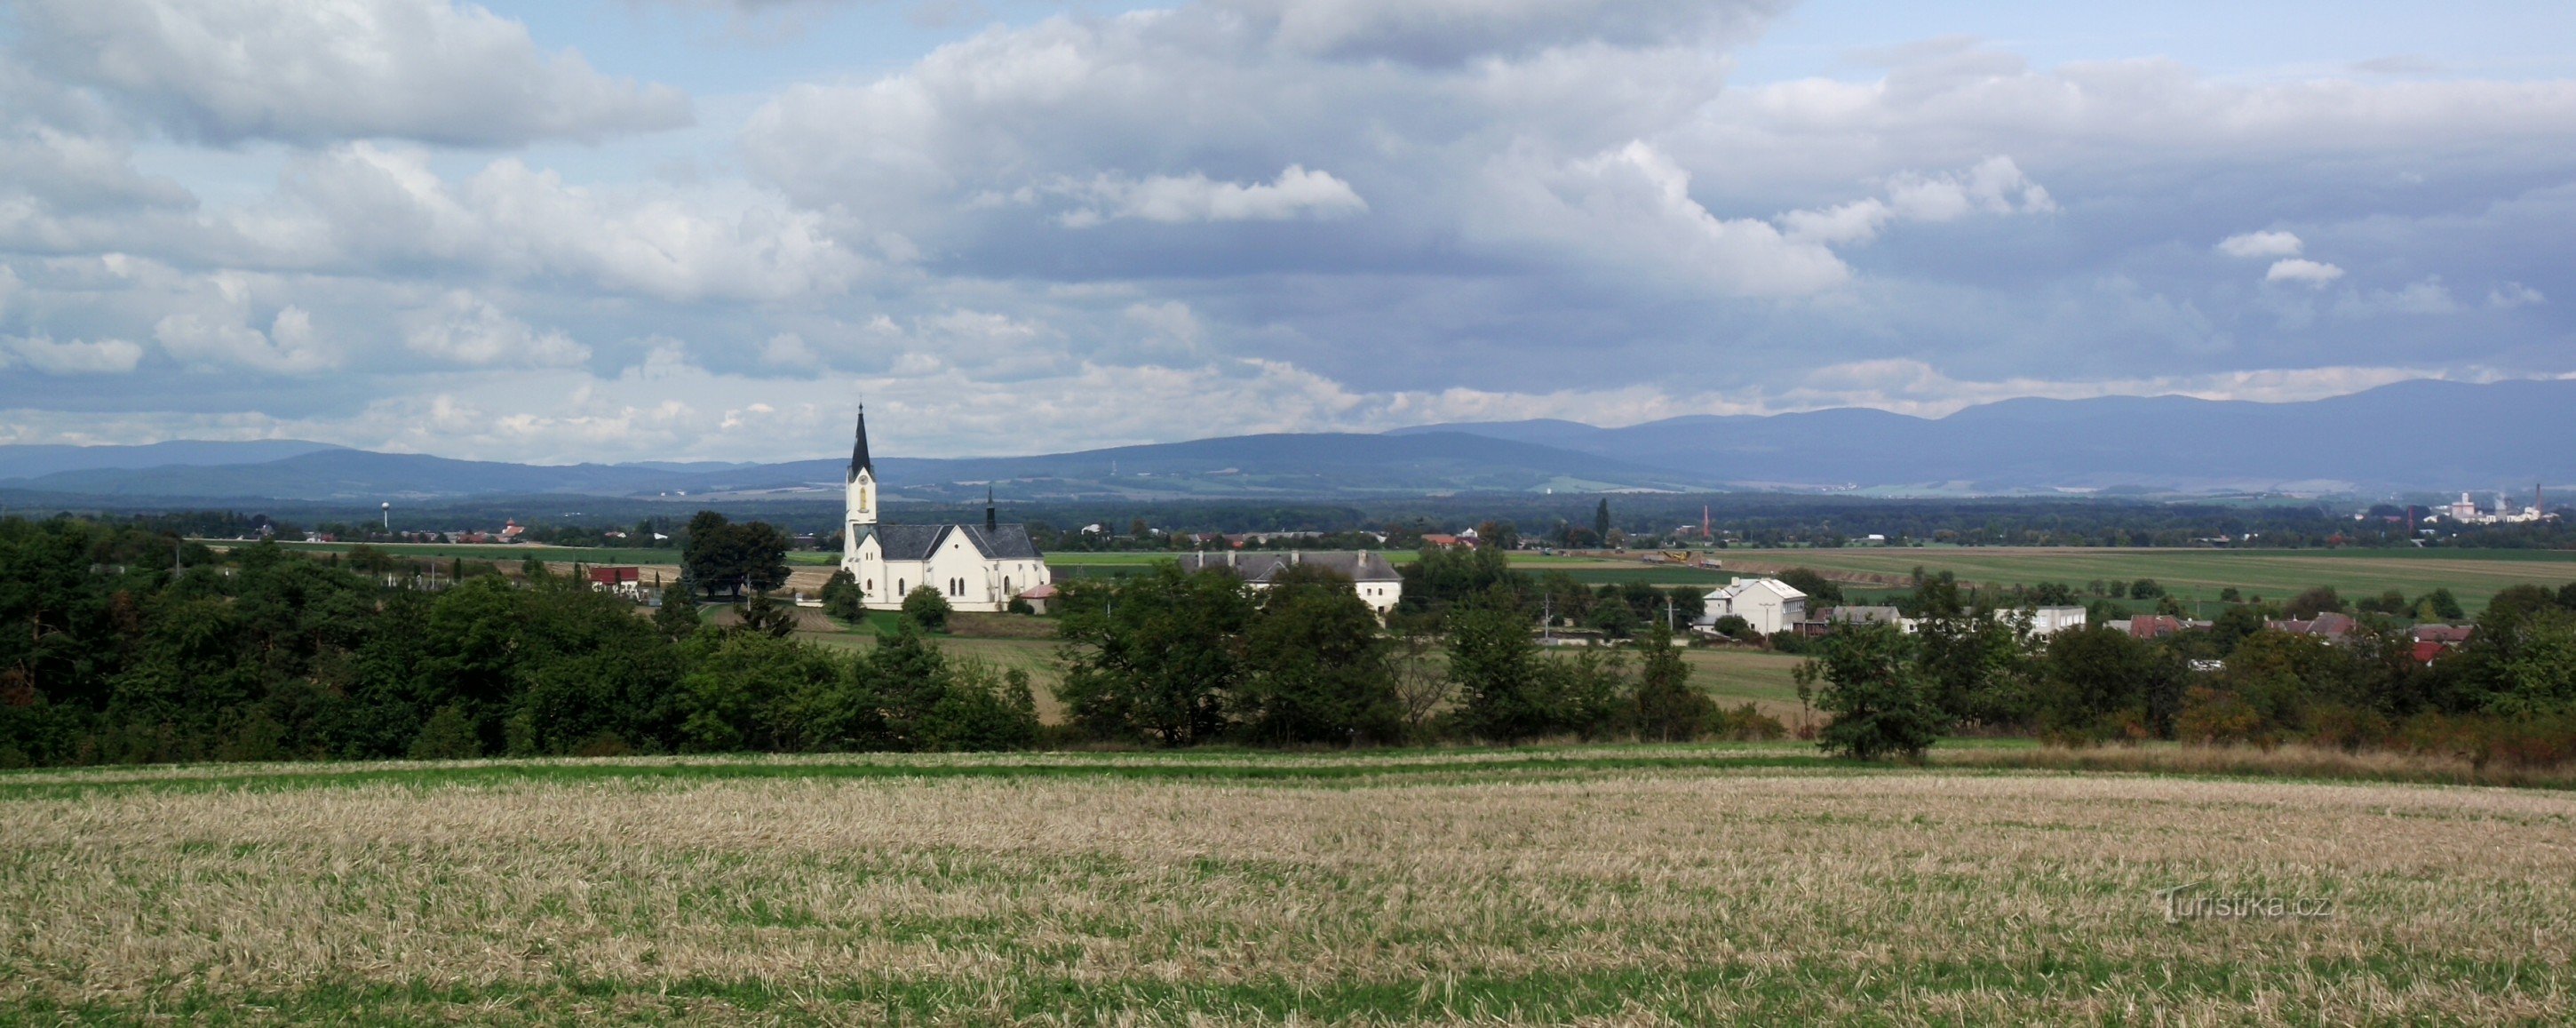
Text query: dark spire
848 404 871 480
985 486 997 530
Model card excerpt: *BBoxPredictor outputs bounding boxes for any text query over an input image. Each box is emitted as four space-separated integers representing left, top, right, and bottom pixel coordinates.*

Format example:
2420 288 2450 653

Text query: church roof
848 405 872 479
857 522 1043 562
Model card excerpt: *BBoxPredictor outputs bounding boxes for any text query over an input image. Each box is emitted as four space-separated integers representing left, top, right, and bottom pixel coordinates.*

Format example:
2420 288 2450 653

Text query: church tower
846 405 877 528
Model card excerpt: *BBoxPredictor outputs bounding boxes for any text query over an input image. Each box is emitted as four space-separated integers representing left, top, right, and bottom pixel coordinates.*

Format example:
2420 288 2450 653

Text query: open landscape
4 750 2570 1024
6 0 2575 1022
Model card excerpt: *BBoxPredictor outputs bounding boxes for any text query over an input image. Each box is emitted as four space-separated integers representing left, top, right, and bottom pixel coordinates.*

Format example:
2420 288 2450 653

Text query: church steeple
846 403 878 528
986 486 997 530
847 405 872 482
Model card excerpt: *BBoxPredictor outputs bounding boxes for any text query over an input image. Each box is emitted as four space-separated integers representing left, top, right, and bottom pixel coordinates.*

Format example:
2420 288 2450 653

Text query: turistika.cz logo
2151 881 2335 923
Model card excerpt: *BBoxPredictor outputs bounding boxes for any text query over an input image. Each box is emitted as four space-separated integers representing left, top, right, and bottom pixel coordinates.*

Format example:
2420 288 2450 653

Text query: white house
839 406 1051 612
1698 578 1808 635
2000 606 2088 637
1174 550 1404 618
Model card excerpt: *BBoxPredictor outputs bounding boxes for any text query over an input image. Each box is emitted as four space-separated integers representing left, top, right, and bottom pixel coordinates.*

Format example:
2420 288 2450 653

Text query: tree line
1048 562 1778 746
1793 570 2576 763
0 516 1034 768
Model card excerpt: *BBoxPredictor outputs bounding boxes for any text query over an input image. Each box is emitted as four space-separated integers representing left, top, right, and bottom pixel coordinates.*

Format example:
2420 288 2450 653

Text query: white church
840 406 1052 612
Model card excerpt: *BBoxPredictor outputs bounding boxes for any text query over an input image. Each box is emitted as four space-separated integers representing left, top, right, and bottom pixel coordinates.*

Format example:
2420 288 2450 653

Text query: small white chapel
839 405 1051 612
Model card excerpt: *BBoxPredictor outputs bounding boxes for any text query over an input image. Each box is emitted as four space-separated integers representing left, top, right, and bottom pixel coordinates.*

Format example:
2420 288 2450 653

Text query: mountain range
2 378 2567 505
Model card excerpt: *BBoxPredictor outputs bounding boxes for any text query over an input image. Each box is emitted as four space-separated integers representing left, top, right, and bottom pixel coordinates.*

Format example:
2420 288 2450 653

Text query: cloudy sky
0 0 2570 463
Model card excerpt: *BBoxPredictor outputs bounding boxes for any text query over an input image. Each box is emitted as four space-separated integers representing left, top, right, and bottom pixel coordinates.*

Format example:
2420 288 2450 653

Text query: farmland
3 751 2569 1024
247 538 2576 612
1715 546 2576 613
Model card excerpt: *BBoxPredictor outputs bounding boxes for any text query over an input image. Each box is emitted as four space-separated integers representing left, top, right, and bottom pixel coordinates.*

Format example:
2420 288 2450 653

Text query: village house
1697 578 1808 636
1174 550 1404 618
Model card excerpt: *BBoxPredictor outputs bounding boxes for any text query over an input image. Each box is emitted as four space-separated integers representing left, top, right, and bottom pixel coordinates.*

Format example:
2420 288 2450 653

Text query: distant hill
0 440 344 480
4 379 2567 504
0 432 1707 503
1391 378 2576 493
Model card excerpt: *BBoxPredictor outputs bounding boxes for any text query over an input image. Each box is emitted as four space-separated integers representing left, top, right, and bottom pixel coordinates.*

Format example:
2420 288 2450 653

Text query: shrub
901 585 952 633
1711 703 1785 741
820 570 863 622
408 705 482 761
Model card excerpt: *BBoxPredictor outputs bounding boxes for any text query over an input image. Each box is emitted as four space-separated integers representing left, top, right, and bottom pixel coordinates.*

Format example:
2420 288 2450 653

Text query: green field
5 750 2568 1024
1717 546 2576 613
1049 550 1732 586
227 539 849 567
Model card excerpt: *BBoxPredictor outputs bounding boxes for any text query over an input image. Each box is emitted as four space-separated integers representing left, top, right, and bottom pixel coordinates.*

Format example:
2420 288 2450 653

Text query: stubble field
3 750 2571 1024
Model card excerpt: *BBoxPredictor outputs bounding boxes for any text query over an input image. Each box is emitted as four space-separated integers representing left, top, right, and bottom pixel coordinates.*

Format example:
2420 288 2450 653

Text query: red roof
589 566 640 585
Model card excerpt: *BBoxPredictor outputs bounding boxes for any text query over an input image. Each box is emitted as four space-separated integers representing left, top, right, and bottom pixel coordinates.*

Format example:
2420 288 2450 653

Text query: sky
0 0 2571 464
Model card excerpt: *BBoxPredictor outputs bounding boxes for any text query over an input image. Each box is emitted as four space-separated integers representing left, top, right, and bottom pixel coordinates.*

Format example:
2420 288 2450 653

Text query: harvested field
3 751 2570 1024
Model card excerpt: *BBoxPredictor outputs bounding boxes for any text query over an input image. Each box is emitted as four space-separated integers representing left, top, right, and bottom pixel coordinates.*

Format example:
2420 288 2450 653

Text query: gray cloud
12 0 691 147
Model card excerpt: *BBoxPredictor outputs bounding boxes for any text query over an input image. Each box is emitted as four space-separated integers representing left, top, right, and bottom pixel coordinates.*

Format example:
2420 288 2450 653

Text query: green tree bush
901 585 952 633
1795 624 1944 761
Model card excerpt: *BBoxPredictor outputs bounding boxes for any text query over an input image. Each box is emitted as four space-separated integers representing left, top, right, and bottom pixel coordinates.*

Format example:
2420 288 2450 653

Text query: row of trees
1049 565 1779 746
0 517 1034 768
1793 570 2576 760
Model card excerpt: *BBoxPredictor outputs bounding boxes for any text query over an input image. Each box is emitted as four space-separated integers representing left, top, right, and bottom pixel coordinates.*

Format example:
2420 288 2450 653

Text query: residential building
1174 550 1404 618
587 566 643 600
1698 578 1808 635
2266 611 2358 640
2001 606 2088 636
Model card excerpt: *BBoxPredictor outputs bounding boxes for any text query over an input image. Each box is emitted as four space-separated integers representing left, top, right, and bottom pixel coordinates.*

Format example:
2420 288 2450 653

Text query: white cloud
1777 155 2054 245
402 291 589 368
1481 140 1849 295
13 0 691 146
2265 259 2345 286
150 275 339 372
2491 282 2547 308
1056 165 1368 227
1683 46 2576 208
2217 230 2302 259
1 334 146 374
252 144 866 301
759 332 823 368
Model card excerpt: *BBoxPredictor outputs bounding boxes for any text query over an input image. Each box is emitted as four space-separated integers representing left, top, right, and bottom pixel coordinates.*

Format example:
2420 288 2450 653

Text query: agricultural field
243 539 846 567
1717 546 2576 614
1050 550 1733 587
3 751 2569 1024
